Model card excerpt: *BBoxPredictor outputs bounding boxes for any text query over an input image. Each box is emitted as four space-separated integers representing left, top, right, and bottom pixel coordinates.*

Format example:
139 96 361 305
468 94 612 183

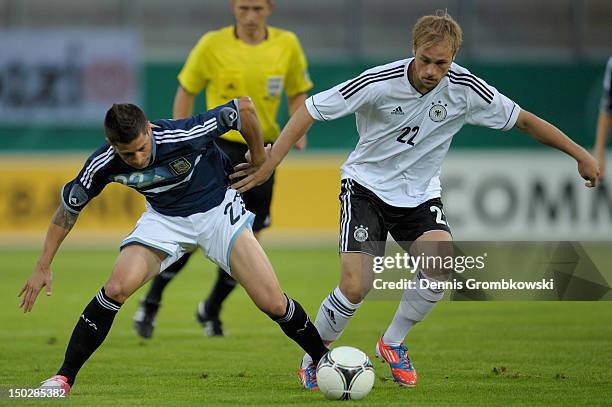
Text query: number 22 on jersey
396 126 420 146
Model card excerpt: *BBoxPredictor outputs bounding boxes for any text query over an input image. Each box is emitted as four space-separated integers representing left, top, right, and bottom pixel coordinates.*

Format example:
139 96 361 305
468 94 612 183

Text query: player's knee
339 282 368 304
340 254 373 303
104 281 129 304
339 271 370 303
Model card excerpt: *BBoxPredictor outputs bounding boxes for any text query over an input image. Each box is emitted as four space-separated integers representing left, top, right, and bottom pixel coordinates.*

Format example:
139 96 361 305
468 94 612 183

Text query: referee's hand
243 144 272 166
294 135 307 150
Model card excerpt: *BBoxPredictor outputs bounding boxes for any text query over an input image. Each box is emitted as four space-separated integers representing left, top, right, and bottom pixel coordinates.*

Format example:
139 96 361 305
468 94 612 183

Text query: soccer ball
316 346 375 400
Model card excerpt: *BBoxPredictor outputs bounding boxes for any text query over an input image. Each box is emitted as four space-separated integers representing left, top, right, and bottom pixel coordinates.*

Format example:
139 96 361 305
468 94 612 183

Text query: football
316 346 375 400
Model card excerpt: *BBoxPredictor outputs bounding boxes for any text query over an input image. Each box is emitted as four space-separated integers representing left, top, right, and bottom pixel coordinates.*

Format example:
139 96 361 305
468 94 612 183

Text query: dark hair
104 103 148 144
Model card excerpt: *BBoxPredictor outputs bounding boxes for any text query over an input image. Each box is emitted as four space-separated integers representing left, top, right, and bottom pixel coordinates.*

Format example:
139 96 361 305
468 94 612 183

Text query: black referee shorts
216 138 275 232
339 178 452 256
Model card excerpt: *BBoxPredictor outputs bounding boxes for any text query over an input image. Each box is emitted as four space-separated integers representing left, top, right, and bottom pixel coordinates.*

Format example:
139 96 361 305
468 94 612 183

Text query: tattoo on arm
51 206 79 231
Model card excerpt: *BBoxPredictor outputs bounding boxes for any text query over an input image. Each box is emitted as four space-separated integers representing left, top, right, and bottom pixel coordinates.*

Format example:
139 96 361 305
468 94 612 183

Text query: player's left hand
18 262 53 313
578 154 600 188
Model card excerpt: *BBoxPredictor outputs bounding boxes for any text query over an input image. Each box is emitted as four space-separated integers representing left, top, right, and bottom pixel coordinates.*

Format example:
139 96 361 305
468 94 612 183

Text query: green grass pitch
1 248 611 406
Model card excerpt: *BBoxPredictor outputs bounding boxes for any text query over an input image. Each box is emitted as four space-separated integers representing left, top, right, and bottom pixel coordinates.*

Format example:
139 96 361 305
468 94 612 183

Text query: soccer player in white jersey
18 98 328 394
232 11 600 389
594 56 611 175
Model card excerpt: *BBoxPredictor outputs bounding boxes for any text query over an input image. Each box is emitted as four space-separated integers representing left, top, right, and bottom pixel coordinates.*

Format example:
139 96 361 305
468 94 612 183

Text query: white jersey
305 58 520 207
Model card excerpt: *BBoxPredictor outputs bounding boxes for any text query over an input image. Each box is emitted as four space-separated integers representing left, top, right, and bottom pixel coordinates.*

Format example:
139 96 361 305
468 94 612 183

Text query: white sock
382 312 416 347
315 286 362 342
382 271 444 346
302 287 362 367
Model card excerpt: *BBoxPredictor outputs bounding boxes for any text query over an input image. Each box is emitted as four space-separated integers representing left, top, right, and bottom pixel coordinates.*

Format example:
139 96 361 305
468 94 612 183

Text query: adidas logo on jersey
391 106 404 115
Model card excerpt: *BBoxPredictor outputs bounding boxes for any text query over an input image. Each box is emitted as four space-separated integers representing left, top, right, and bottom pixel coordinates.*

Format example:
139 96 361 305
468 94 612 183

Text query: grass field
1 248 611 406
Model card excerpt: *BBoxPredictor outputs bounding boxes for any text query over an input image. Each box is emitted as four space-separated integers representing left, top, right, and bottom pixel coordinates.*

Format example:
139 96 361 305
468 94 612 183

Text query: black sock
144 252 191 305
272 295 328 365
203 267 237 319
57 287 122 386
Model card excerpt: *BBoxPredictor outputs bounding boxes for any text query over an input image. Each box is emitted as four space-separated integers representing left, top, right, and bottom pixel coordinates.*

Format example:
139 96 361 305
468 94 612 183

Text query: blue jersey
61 100 241 217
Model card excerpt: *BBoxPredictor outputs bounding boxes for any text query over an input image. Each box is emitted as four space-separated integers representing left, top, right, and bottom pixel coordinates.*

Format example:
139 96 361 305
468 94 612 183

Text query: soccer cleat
375 337 418 387
133 299 159 339
195 301 225 337
39 375 71 396
298 360 319 390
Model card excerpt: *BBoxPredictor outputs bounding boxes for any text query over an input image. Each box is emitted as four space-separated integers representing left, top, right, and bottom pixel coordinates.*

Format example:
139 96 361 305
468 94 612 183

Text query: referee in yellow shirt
133 0 312 338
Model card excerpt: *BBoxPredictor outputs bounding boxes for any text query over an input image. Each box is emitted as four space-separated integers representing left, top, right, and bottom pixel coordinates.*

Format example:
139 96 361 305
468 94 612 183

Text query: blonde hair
412 10 463 56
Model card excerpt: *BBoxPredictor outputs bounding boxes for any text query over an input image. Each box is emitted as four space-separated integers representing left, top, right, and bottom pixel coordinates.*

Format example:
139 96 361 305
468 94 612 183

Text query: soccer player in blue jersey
133 0 313 339
18 97 328 395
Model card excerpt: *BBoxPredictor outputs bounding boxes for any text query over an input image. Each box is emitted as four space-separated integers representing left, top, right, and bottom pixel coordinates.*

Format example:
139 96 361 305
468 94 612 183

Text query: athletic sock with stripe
272 295 328 365
314 286 362 344
301 287 362 368
57 287 122 386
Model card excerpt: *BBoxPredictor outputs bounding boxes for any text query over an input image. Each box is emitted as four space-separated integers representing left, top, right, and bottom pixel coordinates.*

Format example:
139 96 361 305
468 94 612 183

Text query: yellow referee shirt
178 25 313 144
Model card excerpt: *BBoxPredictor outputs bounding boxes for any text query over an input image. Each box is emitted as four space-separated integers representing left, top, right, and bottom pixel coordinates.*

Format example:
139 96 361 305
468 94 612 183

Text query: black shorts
216 138 274 232
339 179 452 256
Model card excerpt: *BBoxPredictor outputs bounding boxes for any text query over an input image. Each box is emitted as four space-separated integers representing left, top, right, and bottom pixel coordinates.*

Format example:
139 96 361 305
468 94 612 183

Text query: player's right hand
18 263 53 313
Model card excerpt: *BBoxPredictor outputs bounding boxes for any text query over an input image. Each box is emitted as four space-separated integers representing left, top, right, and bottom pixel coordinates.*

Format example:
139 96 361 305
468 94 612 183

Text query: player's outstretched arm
593 111 610 176
515 109 600 188
18 205 79 313
288 93 309 150
231 103 314 192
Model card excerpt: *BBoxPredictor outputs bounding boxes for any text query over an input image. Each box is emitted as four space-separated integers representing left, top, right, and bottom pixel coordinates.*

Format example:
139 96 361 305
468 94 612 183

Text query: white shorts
120 188 255 274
